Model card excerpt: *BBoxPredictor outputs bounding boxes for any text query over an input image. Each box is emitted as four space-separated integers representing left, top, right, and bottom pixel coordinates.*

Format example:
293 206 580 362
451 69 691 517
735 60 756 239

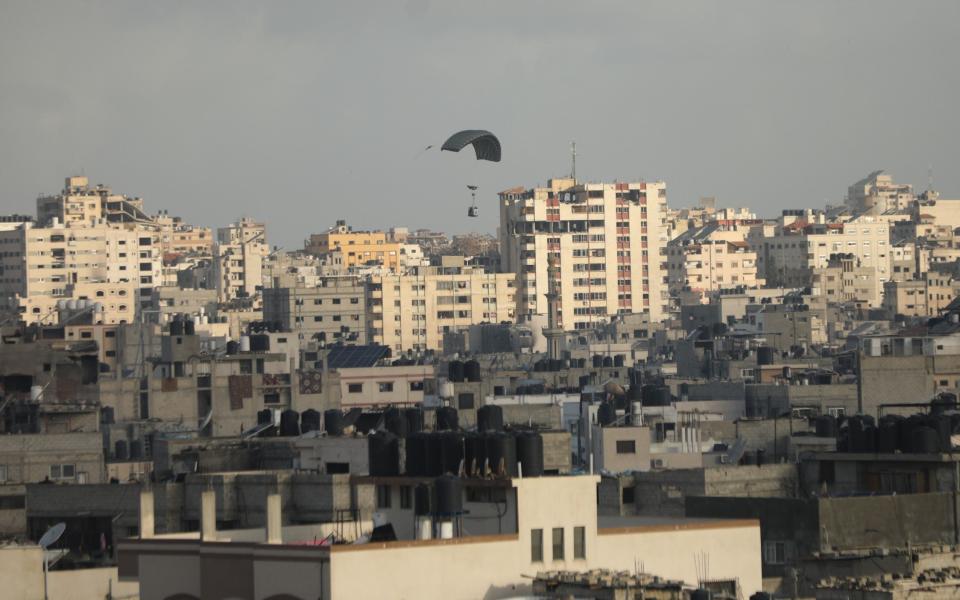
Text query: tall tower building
499 177 669 330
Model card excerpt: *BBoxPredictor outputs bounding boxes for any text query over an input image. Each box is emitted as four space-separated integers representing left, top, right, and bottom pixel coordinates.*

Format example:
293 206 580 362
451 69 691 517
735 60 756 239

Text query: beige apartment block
263 276 368 346
883 272 960 317
155 212 213 256
666 223 761 298
214 217 268 303
812 253 883 308
0 221 160 324
305 221 403 271
847 170 914 214
368 258 516 353
500 177 670 329
757 217 891 289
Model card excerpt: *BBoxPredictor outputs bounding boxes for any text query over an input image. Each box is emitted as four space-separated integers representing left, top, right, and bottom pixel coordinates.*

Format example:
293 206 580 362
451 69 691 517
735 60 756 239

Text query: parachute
441 130 501 162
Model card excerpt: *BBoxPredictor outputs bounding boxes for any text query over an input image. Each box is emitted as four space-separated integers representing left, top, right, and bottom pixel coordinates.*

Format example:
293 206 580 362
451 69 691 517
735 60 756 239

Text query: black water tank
369 431 400 476
414 483 432 516
477 405 504 433
280 409 300 436
691 589 713 600
486 432 518 477
750 593 772 600
405 432 429 476
932 392 958 416
184 319 196 336
424 433 444 476
129 440 143 460
929 415 952 451
756 346 775 365
434 475 463 515
436 406 459 431
114 440 128 461
516 431 544 477
592 355 603 368
614 355 625 367
249 334 270 352
301 409 321 433
324 409 344 436
602 356 613 368
226 341 240 355
169 319 184 335
384 408 408 437
100 406 115 425
911 426 940 453
464 360 482 382
447 361 465 382
814 415 837 438
899 415 924 452
404 408 424 434
756 449 765 465
642 385 671 407
578 375 590 389
439 432 465 475
597 402 616 426
877 418 900 453
257 408 273 425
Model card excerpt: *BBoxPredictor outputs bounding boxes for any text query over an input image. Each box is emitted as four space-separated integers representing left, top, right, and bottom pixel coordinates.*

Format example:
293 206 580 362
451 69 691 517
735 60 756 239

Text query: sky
1 1 959 248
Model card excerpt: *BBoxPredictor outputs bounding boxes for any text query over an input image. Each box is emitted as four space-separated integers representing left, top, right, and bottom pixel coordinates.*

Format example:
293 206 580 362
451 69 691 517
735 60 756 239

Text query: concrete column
201 490 217 541
139 488 155 539
266 494 282 545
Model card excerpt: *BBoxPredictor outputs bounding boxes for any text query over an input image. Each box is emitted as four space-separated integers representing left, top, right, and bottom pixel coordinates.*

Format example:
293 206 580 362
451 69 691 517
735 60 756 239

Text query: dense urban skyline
3 1 960 248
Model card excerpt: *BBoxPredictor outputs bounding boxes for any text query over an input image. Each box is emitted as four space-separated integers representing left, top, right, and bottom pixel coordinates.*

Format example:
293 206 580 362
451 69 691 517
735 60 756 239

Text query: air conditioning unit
652 458 665 469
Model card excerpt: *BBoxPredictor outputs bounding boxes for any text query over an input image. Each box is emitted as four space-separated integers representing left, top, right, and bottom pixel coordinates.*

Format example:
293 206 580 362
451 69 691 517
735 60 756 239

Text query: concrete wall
817 493 958 552
594 426 652 473
0 432 104 485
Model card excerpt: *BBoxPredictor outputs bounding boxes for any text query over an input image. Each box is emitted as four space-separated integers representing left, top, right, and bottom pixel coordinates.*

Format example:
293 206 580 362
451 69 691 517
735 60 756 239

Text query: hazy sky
2 1 959 248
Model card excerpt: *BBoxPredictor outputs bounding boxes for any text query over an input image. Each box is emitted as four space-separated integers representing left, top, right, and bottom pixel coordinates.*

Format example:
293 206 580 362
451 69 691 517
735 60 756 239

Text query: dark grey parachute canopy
441 130 501 162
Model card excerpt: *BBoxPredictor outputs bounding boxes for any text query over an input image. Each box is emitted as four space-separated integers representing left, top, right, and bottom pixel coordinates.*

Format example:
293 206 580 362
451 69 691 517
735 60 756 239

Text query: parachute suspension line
467 185 479 218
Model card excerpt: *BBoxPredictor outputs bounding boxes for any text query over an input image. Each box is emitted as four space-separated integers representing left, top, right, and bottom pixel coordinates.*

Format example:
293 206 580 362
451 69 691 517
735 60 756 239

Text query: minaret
543 256 564 361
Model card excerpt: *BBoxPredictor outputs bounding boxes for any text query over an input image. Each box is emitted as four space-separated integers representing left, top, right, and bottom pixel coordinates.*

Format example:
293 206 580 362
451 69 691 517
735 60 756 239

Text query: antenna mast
570 140 577 183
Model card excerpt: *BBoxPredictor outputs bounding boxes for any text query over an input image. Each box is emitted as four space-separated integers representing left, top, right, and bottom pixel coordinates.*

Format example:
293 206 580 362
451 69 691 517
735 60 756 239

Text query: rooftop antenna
928 164 934 192
570 140 577 183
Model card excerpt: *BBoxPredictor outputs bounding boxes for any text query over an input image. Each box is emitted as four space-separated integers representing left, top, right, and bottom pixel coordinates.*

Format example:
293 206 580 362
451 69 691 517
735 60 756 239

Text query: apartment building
665 222 761 298
499 177 669 329
756 217 891 288
811 253 883 308
847 170 914 214
304 221 403 271
883 272 960 318
263 276 368 345
155 211 213 256
0 221 160 324
213 217 268 302
368 257 515 352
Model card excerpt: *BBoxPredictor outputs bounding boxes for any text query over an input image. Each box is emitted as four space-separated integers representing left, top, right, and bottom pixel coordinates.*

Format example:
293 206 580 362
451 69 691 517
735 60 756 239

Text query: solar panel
325 344 390 369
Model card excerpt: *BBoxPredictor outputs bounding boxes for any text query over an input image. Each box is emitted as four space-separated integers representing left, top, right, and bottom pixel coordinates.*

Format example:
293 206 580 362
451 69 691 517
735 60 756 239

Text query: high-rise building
367 257 516 352
847 171 913 215
0 221 159 324
499 177 669 329
666 223 761 299
213 218 268 303
36 176 154 227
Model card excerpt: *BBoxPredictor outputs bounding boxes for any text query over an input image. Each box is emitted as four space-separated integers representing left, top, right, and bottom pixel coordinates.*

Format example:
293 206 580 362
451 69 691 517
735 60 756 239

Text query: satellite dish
39 522 65 549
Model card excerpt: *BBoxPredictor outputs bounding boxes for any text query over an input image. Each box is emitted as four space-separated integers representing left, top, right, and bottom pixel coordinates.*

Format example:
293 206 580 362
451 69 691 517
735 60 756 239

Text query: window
458 392 475 409
378 382 394 393
399 485 412 509
348 383 363 393
409 381 424 392
763 541 790 565
49 464 76 480
615 440 636 454
531 529 543 562
574 526 586 559
376 484 391 508
552 527 565 560
622 486 635 504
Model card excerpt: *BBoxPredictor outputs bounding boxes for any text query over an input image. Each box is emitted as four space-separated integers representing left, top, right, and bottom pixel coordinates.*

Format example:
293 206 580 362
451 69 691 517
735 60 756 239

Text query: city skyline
3 1 959 248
